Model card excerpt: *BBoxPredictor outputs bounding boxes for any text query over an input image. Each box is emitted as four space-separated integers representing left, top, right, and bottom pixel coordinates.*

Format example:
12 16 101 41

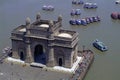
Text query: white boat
84 2 97 9
42 5 54 11
115 0 120 4
93 39 108 51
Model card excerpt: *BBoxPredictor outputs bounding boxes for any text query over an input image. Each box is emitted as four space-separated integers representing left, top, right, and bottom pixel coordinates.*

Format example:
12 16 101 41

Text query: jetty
70 50 94 80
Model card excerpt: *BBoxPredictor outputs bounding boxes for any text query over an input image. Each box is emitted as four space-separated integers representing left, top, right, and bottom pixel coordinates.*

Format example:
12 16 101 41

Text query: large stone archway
34 45 46 64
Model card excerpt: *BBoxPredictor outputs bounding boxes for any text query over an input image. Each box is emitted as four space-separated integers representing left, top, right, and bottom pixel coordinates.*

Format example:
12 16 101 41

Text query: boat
88 17 94 23
93 39 108 51
92 16 99 22
85 18 90 24
76 19 81 25
81 19 87 26
71 9 76 16
70 9 81 16
111 12 118 19
72 0 84 5
75 9 81 15
78 0 84 4
42 5 54 11
84 3 97 9
111 12 120 20
115 0 120 4
118 13 120 19
69 19 76 25
96 16 101 21
72 0 77 4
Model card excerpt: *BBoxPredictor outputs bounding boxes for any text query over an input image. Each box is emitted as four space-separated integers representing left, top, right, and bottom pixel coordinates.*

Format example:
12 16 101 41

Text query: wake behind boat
93 39 108 52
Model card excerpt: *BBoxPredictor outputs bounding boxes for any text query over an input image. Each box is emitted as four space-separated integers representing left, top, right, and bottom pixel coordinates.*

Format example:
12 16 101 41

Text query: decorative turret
58 15 62 27
36 12 41 22
26 17 31 26
26 17 31 34
58 15 62 22
47 20 54 39
49 20 54 32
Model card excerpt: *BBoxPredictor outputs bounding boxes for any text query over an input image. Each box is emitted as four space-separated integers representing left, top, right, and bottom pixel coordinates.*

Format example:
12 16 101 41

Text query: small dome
36 12 41 19
26 17 31 25
19 28 26 32
39 24 49 28
49 20 54 26
58 33 72 38
58 15 62 21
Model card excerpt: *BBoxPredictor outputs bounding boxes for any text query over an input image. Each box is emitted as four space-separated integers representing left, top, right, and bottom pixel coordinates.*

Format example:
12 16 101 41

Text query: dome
26 17 31 25
39 24 49 28
19 28 26 32
58 33 72 38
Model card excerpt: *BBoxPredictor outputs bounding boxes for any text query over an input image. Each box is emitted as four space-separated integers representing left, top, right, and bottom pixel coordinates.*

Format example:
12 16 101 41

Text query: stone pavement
0 61 71 80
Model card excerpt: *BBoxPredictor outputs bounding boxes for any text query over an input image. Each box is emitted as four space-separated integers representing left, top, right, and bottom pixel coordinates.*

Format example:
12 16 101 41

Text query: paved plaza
0 61 72 80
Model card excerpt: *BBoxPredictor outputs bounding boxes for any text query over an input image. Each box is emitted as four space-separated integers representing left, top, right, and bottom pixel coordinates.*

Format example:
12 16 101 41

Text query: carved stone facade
11 13 79 68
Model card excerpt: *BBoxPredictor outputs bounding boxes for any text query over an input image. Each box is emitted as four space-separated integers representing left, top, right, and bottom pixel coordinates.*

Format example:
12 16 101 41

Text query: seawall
70 50 94 80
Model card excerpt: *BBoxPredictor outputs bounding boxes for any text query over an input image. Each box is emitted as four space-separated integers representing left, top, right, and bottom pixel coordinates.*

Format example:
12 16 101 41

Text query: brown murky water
0 0 120 80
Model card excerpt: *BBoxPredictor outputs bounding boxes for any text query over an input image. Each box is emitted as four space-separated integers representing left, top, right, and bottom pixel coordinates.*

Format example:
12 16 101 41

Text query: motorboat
111 12 120 19
75 9 81 15
42 5 54 11
70 9 81 16
115 0 120 4
72 0 77 4
76 19 81 25
84 3 97 9
93 39 108 51
78 0 84 4
85 18 90 24
72 0 84 4
71 9 76 16
81 19 87 26
69 19 76 25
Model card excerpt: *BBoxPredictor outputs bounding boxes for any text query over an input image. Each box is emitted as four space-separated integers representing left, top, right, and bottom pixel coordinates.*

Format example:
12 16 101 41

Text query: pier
70 50 94 80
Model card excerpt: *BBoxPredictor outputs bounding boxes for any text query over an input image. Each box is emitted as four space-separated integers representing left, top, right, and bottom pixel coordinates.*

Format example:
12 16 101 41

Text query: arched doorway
34 45 46 64
59 58 63 66
20 51 25 61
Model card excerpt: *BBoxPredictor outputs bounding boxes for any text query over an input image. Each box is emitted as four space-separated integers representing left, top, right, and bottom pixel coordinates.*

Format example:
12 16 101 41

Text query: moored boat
71 9 76 16
111 12 118 19
69 19 76 25
69 16 100 25
93 39 108 51
70 9 81 16
75 9 81 15
42 5 54 11
78 0 84 4
81 19 87 26
84 2 97 9
72 0 84 5
76 19 81 25
115 0 120 4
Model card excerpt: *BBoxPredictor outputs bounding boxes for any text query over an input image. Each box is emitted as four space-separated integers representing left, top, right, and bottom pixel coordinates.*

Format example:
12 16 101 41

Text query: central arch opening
34 45 46 64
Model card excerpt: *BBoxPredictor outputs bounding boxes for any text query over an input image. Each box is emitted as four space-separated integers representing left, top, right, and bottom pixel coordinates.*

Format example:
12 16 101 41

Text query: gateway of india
11 13 79 68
